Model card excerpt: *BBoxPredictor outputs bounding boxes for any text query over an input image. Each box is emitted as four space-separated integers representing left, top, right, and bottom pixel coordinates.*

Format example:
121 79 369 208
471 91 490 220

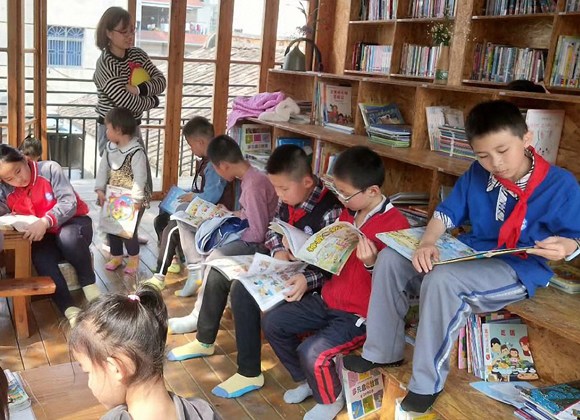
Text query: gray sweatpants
363 248 528 395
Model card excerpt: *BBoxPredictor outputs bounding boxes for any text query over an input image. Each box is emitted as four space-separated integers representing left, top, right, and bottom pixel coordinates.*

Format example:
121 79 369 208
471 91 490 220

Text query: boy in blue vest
167 144 343 400
344 100 580 413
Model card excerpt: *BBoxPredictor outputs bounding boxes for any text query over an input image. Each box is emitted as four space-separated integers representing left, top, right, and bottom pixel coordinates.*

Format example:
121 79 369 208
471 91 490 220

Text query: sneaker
167 257 181 274
124 255 139 275
105 256 123 271
142 273 166 291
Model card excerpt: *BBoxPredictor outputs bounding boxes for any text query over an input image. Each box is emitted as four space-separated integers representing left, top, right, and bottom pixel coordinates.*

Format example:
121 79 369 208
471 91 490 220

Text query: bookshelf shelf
390 73 435 81
348 19 396 25
396 17 455 23
471 13 556 20
344 69 390 77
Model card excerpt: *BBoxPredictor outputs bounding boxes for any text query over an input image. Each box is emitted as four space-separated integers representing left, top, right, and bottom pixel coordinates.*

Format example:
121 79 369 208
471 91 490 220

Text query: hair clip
127 294 140 302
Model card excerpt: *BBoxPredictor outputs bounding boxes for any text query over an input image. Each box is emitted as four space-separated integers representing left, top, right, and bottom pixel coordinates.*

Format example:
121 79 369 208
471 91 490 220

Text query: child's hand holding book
284 273 307 302
527 236 579 261
412 242 440 273
356 236 379 267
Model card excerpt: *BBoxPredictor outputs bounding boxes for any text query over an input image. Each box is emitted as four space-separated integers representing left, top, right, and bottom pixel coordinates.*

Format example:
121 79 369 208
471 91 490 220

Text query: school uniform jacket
0 160 89 232
321 199 410 318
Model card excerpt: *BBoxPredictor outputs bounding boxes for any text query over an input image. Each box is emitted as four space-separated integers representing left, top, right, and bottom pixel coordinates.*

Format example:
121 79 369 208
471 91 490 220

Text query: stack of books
399 44 441 78
359 103 412 148
352 43 392 74
565 0 580 11
437 125 475 160
244 150 270 173
408 0 457 18
517 381 580 419
389 192 430 226
359 0 398 20
549 35 580 88
470 43 547 83
549 263 580 294
425 106 475 160
483 0 556 15
4 369 31 414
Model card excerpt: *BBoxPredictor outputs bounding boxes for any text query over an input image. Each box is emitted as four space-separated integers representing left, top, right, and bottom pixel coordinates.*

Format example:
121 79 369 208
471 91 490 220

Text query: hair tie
127 294 140 302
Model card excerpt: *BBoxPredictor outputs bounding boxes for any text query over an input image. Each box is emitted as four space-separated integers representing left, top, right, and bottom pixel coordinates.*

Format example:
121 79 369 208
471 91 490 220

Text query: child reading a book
95 107 151 275
344 100 580 413
70 286 216 420
149 116 231 292
19 135 42 161
263 146 409 420
164 134 278 333
0 145 99 326
167 144 343 400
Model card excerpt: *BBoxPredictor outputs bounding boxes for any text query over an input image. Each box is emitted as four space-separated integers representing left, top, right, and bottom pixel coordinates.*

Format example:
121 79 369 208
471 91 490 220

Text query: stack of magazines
517 380 580 419
4 369 31 413
437 125 475 160
359 103 411 148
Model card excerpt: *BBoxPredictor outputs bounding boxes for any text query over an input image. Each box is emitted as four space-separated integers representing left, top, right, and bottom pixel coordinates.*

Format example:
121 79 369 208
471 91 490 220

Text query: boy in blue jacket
344 100 580 413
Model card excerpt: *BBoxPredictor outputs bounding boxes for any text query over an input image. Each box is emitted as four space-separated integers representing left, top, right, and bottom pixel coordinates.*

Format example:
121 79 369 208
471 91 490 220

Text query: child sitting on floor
95 107 151 275
70 286 217 420
344 100 580 413
0 145 99 326
167 144 344 400
263 146 409 420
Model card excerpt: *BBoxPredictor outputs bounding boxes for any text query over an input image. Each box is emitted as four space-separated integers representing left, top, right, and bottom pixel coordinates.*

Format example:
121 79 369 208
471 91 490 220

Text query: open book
170 196 233 229
0 214 39 232
204 253 306 311
376 227 533 265
269 220 363 275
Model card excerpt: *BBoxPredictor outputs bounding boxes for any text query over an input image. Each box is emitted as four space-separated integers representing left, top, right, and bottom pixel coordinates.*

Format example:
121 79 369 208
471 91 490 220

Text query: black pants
108 209 144 257
31 216 95 313
154 211 183 274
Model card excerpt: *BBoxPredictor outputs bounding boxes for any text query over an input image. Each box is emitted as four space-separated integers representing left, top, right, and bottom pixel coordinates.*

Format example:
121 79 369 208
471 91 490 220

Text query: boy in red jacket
262 146 409 420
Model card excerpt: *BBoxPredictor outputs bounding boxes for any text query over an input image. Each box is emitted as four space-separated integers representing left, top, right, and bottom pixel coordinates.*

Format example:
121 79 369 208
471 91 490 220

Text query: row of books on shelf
399 43 442 78
483 0 556 16
408 0 457 18
359 0 398 20
351 43 392 74
550 35 580 88
565 0 580 11
470 43 546 84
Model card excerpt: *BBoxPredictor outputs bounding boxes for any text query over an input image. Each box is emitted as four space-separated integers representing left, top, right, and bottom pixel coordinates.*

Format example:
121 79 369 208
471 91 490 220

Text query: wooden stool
0 277 56 338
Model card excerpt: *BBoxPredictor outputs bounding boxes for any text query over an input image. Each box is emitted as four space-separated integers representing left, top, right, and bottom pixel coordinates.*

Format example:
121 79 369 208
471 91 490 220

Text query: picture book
323 85 353 127
549 263 580 294
481 323 538 382
376 227 533 265
358 103 405 127
520 380 580 420
470 381 536 409
269 219 363 275
170 196 233 229
525 109 565 164
340 360 384 419
4 369 31 413
0 214 39 232
98 185 139 240
159 185 187 215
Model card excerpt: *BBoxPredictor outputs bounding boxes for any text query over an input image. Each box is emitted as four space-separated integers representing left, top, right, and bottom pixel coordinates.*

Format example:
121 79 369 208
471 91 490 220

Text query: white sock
284 382 313 404
303 391 345 420
168 311 198 334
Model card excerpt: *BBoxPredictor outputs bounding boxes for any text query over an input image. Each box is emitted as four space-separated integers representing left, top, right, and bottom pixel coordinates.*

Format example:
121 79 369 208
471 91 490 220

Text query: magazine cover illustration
98 185 138 240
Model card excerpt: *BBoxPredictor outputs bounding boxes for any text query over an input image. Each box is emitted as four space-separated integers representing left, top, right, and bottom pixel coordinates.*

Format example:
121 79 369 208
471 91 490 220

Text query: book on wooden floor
375 227 533 265
549 263 580 294
4 369 31 413
470 381 536 409
205 253 306 311
159 185 187 215
0 214 39 232
269 219 363 275
98 185 139 240
170 196 233 229
339 356 384 420
520 380 580 420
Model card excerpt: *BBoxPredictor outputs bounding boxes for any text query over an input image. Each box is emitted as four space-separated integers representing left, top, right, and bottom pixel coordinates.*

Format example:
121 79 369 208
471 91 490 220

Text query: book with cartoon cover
339 358 384 419
4 369 31 413
205 253 307 311
376 227 533 265
520 380 580 419
98 185 139 240
170 196 233 229
269 219 363 275
159 185 187 215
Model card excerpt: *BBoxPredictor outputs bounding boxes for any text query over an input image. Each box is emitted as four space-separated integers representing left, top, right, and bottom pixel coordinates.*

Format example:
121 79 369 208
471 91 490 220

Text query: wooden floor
0 180 373 420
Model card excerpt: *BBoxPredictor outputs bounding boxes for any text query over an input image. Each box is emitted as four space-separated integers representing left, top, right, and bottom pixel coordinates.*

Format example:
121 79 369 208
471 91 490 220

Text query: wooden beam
7 0 25 146
34 0 48 159
259 0 279 92
161 0 187 194
127 0 137 26
212 0 234 135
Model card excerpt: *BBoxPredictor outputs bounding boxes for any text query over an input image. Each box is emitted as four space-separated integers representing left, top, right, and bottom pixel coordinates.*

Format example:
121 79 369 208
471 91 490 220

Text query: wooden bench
0 277 56 339
378 287 580 419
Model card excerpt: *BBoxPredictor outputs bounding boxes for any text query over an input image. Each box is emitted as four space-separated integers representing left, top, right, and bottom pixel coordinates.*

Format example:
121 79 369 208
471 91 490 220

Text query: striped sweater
93 47 166 121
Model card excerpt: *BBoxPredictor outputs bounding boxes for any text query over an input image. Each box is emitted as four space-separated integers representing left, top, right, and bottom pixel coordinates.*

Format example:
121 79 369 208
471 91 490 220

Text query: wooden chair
0 277 56 338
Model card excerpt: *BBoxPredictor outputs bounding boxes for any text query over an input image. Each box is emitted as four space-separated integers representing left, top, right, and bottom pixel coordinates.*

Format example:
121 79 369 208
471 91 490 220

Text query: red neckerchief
495 146 550 252
287 187 329 226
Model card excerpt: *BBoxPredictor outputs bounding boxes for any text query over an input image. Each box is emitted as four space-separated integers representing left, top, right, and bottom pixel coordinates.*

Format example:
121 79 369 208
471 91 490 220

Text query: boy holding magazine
263 146 409 420
167 144 343 400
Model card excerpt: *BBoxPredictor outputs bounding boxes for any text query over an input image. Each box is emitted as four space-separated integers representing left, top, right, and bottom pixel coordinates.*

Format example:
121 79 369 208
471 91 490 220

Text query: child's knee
297 339 323 371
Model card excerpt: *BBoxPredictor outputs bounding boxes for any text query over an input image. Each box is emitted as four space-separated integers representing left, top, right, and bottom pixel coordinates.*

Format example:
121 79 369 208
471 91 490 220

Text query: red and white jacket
0 160 89 232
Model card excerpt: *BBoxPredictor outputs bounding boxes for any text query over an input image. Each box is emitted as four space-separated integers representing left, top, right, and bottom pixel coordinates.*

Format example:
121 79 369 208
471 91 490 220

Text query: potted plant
430 13 454 84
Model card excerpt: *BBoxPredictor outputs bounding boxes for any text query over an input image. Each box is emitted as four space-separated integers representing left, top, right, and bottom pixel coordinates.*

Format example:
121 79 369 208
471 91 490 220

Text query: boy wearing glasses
263 146 409 420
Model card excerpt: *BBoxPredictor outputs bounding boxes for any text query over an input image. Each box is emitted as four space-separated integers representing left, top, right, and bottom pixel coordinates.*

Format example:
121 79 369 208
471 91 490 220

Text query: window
47 26 84 67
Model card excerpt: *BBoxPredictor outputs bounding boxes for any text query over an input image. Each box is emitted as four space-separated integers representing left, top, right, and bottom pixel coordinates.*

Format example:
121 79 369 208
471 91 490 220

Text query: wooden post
7 0 25 146
314 0 337 74
212 0 234 135
161 0 187 194
127 0 137 26
34 0 48 159
259 0 280 92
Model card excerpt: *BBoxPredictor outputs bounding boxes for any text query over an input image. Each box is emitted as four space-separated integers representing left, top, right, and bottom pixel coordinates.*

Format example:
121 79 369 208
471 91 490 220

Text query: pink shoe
124 256 139 275
105 256 123 271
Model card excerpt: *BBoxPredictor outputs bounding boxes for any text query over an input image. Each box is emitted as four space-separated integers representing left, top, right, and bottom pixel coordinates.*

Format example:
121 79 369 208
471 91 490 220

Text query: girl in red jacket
0 145 100 326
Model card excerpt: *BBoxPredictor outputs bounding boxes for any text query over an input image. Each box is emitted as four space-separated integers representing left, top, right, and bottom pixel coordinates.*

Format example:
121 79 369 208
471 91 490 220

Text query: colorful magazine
4 369 31 413
323 85 353 127
170 196 233 229
376 227 533 265
269 219 363 275
481 323 538 382
520 380 580 420
341 363 384 419
470 381 536 409
159 185 187 215
98 185 139 240
358 103 404 127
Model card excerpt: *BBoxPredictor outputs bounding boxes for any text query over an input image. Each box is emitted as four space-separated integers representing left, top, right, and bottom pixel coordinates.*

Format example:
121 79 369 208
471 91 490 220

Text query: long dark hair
69 286 168 386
